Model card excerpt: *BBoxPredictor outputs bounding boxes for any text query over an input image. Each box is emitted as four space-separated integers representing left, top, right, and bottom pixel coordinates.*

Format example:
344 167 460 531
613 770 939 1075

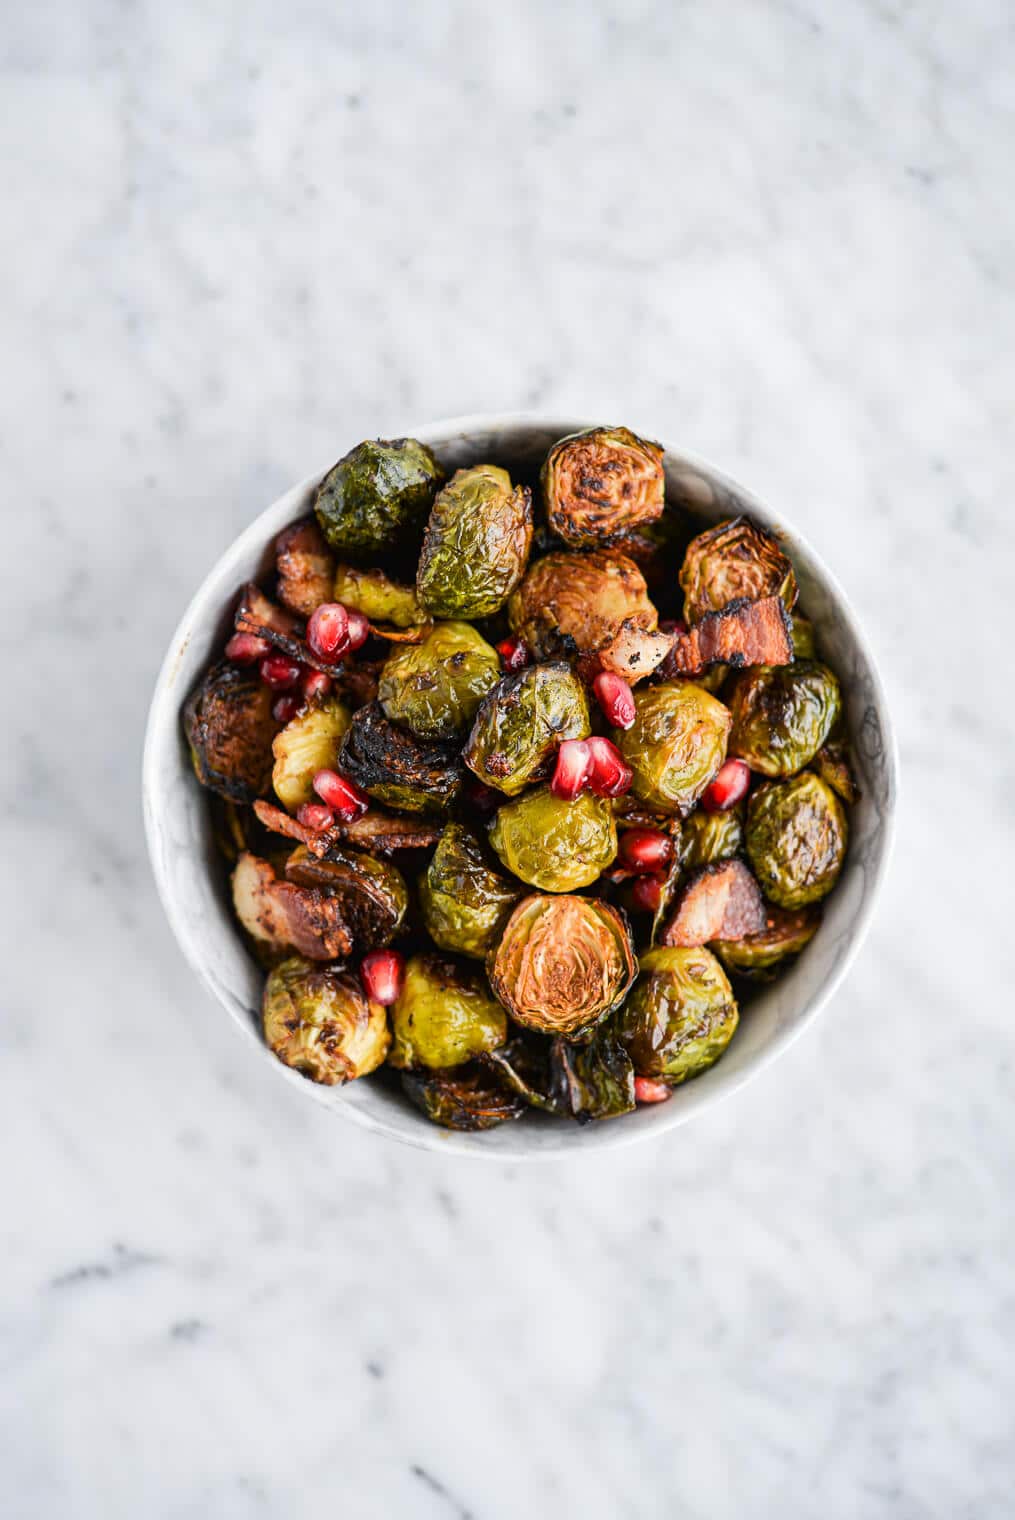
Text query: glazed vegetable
271 697 351 810
507 549 657 659
746 773 848 909
728 661 841 776
315 437 444 556
660 860 766 947
419 823 520 958
332 563 425 628
263 955 389 1085
615 945 738 1084
488 894 636 1039
680 806 745 870
665 596 794 676
542 426 665 547
680 517 797 623
388 954 507 1070
790 614 816 659
811 739 860 805
184 663 278 802
284 846 407 946
275 519 335 617
713 904 821 977
615 680 731 815
402 1065 527 1130
232 852 352 961
489 786 617 892
417 464 533 619
378 622 501 740
548 1035 637 1120
339 703 462 813
464 661 590 796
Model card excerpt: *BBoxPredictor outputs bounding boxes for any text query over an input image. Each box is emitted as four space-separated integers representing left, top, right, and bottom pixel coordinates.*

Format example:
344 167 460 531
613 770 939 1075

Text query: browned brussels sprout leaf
378 622 501 740
339 703 462 814
615 946 738 1084
314 437 445 557
575 619 676 686
680 806 745 871
547 1035 636 1121
284 845 407 947
615 680 731 816
333 563 425 629
263 955 389 1085
388 954 507 1070
661 860 766 947
811 739 860 805
480 1036 561 1114
713 904 821 978
464 661 590 796
746 773 848 909
275 519 335 617
728 661 841 777
790 613 816 659
417 464 533 619
664 596 794 677
419 823 521 959
231 852 352 961
254 798 442 858
402 1064 527 1130
542 426 665 548
488 786 617 892
183 662 279 802
679 516 797 624
507 549 657 659
271 697 351 810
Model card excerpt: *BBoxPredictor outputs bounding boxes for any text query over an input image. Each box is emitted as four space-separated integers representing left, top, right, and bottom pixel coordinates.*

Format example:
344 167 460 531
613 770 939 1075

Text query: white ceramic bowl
143 415 897 1158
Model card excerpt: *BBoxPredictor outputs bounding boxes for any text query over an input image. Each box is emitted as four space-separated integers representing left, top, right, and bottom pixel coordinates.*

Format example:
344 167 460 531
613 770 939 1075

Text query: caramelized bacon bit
663 596 793 677
275 519 335 617
253 799 440 858
661 860 766 947
231 852 352 961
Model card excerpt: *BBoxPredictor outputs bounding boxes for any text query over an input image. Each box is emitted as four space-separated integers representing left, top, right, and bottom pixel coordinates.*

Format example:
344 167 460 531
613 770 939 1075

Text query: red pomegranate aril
361 949 405 1007
260 653 303 691
634 1076 673 1104
296 802 335 832
618 828 673 874
306 602 350 661
586 735 633 797
659 618 688 638
593 671 636 730
301 668 333 702
312 768 370 821
701 757 751 813
550 738 593 800
496 635 530 673
272 694 301 724
225 631 270 664
346 608 371 652
630 873 665 913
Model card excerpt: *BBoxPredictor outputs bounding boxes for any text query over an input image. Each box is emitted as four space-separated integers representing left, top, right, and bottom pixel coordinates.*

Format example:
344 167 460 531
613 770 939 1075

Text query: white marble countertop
4 2 1014 1515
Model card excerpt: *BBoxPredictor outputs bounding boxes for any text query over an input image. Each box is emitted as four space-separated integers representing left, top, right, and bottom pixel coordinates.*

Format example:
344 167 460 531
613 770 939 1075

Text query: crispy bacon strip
576 619 676 685
661 860 766 947
664 596 793 676
253 799 441 858
234 583 344 677
231 852 352 960
275 519 335 617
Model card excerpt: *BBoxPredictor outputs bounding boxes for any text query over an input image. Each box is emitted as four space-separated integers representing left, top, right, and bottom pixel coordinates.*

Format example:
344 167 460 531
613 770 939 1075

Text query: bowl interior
144 416 897 1158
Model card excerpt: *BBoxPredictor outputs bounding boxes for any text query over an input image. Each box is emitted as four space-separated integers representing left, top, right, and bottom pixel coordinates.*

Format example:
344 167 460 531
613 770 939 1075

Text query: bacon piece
275 519 335 617
576 619 676 685
253 799 440 858
231 852 352 960
234 583 344 677
664 596 793 676
661 859 766 947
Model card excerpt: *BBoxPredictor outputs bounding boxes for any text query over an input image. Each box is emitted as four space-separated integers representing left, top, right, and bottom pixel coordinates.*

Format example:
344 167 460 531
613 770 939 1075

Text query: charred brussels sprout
728 661 841 777
507 549 657 659
713 905 820 979
464 662 590 796
263 956 390 1085
679 516 797 624
489 786 617 892
271 697 351 810
402 1064 526 1130
183 662 278 802
746 773 847 909
339 703 462 814
315 437 444 556
680 806 745 870
284 846 407 946
615 946 738 1084
333 564 424 628
419 823 520 958
615 681 731 815
542 426 665 547
548 1036 636 1121
388 953 507 1070
488 894 636 1039
378 622 500 740
417 464 533 619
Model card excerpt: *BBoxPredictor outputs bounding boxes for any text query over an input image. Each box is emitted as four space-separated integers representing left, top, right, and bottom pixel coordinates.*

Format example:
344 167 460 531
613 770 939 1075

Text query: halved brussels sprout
263 955 390 1085
333 564 425 628
388 953 507 1070
275 519 335 617
183 662 278 802
790 614 816 660
314 437 444 556
401 1065 527 1130
614 680 731 815
713 905 821 978
746 773 847 909
284 845 407 946
489 786 617 892
417 464 533 619
419 823 521 958
542 426 665 547
378 622 501 740
339 703 462 814
464 661 590 796
728 661 841 777
507 549 657 659
271 697 351 810
488 894 636 1039
679 516 797 624
614 945 738 1083
680 806 745 870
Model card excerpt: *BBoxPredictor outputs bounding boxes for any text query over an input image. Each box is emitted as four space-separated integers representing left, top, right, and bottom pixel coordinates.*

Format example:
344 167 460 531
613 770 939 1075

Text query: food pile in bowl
183 427 857 1132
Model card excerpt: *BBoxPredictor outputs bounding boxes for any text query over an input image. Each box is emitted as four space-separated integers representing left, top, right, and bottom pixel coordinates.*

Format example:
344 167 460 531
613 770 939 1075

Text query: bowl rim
143 411 898 1159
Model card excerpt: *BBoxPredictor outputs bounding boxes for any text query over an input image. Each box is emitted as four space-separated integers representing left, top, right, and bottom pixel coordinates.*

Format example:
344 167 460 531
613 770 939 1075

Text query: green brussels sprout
507 549 657 659
263 955 390 1085
488 894 637 1039
284 845 407 947
680 806 745 870
416 464 533 619
377 622 501 740
464 661 590 796
419 823 521 958
333 563 425 628
314 437 444 556
746 773 848 909
542 426 665 547
271 697 351 810
183 662 278 802
388 953 507 1070
401 1064 527 1130
790 613 816 659
614 945 738 1084
339 703 462 814
489 786 617 892
679 516 797 624
728 661 841 777
615 680 731 815
713 905 820 979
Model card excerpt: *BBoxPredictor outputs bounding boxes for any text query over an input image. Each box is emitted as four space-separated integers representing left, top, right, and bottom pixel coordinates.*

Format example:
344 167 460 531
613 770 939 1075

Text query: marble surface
3 1 1013 1514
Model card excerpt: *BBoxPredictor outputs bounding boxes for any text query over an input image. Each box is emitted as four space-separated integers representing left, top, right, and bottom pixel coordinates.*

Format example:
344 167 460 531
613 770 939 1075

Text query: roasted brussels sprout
402 1064 526 1130
489 786 617 892
615 946 738 1084
275 519 335 617
339 703 462 814
284 846 407 946
378 622 501 740
542 426 665 547
746 773 848 909
333 563 425 628
416 464 533 619
464 662 590 796
680 806 745 870
232 852 352 961
679 516 797 624
790 613 816 659
615 680 731 815
271 697 351 810
263 955 390 1085
419 823 520 958
728 661 841 777
548 1035 636 1121
488 894 636 1039
507 549 657 658
183 662 278 802
315 437 444 556
388 953 507 1070
713 905 821 978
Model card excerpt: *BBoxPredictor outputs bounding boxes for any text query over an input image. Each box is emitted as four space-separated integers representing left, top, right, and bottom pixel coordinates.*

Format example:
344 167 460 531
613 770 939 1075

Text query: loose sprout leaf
661 860 766 947
275 519 336 617
664 596 794 676
547 1035 636 1121
811 740 861 805
231 852 353 961
401 1065 528 1130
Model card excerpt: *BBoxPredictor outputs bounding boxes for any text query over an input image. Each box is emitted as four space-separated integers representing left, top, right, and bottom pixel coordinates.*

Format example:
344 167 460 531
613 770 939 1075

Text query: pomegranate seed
361 949 405 1007
550 738 593 800
618 828 673 873
345 608 370 652
634 1076 672 1104
701 758 751 813
630 873 665 913
260 653 303 690
586 736 633 797
464 776 500 813
306 603 350 661
301 668 333 702
496 635 530 673
296 802 335 831
593 671 636 730
313 768 369 821
272 694 301 724
225 631 270 664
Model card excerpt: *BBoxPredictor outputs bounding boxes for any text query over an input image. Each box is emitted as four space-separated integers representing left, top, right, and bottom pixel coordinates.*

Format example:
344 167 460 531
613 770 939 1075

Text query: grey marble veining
3 2 1014 1516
